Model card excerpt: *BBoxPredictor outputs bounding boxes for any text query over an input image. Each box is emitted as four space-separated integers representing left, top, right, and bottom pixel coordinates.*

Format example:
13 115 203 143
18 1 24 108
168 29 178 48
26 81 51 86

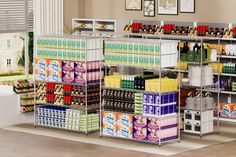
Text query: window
6 59 11 67
0 0 34 86
7 40 10 49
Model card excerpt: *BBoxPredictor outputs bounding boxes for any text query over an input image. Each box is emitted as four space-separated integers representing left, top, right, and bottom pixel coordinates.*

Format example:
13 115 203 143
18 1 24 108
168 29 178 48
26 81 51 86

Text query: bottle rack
100 37 181 146
34 35 103 134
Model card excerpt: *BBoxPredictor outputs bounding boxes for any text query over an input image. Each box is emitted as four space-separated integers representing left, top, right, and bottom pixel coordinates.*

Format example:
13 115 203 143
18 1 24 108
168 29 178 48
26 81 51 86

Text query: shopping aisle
2 122 236 156
0 128 236 157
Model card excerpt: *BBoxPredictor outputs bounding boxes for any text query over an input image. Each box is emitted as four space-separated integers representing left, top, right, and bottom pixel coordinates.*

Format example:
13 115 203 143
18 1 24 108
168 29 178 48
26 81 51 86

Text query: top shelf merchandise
104 38 178 69
124 21 236 39
34 35 104 134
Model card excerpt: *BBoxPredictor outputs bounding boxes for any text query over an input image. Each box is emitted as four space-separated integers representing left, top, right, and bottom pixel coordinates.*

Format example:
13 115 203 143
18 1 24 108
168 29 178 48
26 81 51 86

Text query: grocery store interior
1 0 236 157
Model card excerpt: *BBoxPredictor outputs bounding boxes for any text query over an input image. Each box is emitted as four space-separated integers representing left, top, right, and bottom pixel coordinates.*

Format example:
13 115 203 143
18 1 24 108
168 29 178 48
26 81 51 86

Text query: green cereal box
76 41 80 50
149 58 154 67
128 56 133 64
134 56 139 64
128 44 133 53
123 56 128 64
134 45 139 53
81 53 85 60
139 57 144 66
139 45 144 54
143 57 149 66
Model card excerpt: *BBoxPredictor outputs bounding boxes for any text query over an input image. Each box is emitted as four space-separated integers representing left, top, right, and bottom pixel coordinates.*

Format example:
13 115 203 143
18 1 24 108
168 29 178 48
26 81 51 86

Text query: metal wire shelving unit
33 35 103 135
100 36 181 146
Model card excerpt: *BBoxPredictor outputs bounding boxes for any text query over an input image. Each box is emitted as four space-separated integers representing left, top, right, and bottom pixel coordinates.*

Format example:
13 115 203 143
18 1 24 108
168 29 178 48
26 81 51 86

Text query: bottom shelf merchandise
220 103 236 119
184 110 214 134
36 106 99 132
102 111 178 143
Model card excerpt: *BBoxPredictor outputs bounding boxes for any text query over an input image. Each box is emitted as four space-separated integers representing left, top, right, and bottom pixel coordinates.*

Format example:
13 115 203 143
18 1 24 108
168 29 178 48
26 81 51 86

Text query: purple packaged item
148 93 155 104
62 71 74 83
147 128 159 142
133 126 147 141
163 94 169 104
155 94 160 105
169 93 174 103
148 105 155 115
147 117 159 129
133 115 147 127
74 72 86 84
143 93 149 103
75 61 86 72
143 104 149 115
62 61 74 71
154 106 160 115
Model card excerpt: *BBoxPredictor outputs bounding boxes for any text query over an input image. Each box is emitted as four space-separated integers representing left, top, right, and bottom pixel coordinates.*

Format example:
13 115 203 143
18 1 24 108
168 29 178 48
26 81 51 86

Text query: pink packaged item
147 117 159 129
147 128 160 142
62 61 74 71
62 71 74 83
75 72 86 84
75 61 86 72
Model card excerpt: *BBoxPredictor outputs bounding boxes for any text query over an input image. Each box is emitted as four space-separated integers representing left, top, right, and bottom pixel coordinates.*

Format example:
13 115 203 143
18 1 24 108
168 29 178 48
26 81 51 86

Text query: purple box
148 93 155 104
147 128 159 142
147 117 159 130
155 94 160 105
169 93 174 103
148 105 155 115
143 104 149 115
133 115 147 128
74 72 86 84
143 93 149 103
62 71 74 83
75 61 86 72
133 126 147 141
62 61 74 71
154 106 160 115
163 94 169 104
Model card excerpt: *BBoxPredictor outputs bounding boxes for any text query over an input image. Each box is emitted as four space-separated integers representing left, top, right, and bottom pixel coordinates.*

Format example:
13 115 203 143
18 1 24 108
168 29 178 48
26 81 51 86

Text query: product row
103 89 177 117
124 23 236 38
36 106 99 132
104 40 160 55
104 39 177 68
104 74 178 93
37 82 100 107
35 59 104 83
103 111 178 143
37 37 100 50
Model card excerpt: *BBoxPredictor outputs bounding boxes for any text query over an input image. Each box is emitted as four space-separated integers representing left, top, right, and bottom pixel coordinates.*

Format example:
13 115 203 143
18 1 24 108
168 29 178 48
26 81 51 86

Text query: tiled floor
1 122 236 157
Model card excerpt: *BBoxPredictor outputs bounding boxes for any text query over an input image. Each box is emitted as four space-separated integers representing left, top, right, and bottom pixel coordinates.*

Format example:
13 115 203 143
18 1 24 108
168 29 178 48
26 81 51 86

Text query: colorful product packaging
103 111 117 125
147 128 160 142
62 71 75 83
117 113 133 139
35 59 49 81
62 60 75 71
74 72 86 84
103 112 118 136
35 59 49 70
133 115 147 141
